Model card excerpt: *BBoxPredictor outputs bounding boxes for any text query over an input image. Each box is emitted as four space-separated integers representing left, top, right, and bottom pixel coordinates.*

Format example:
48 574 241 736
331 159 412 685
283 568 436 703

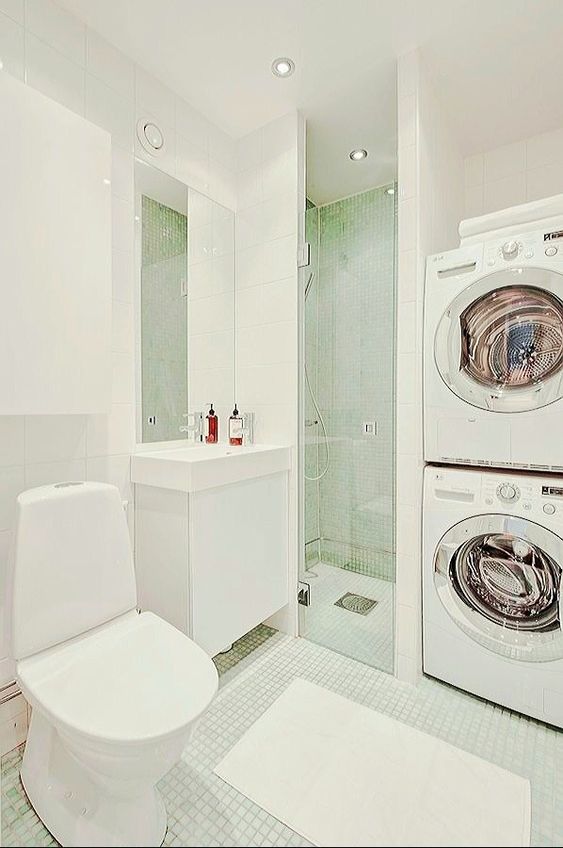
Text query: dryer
424 194 563 470
423 464 563 728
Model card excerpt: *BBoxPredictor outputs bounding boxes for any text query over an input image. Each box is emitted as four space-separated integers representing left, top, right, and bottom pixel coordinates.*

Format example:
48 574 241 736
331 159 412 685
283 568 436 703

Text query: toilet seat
17 611 218 744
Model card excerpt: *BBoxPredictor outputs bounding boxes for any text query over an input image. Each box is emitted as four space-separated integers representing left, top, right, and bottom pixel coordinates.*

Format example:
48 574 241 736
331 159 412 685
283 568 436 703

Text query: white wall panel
0 72 111 415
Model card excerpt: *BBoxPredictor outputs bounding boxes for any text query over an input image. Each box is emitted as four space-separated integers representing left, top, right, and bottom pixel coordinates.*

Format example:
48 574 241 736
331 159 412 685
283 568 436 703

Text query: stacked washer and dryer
423 194 563 728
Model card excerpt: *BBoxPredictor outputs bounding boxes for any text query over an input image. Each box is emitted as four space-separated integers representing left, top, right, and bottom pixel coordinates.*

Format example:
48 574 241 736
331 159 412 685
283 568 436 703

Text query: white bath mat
214 678 530 847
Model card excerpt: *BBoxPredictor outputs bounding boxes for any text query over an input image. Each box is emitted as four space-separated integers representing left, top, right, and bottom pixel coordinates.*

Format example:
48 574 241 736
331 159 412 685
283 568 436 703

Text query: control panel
484 226 563 269
482 475 563 518
428 468 563 522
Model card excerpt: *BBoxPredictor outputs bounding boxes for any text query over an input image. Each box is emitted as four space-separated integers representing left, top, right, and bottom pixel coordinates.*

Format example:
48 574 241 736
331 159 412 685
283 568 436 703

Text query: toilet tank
10 482 137 660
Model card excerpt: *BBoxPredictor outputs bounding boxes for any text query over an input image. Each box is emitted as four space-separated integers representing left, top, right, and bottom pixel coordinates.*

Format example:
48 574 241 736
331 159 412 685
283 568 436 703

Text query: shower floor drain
334 592 378 616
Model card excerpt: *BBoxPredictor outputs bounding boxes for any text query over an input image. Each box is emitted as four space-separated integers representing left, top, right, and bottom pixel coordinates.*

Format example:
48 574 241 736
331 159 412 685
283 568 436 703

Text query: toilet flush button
543 503 556 515
545 246 558 257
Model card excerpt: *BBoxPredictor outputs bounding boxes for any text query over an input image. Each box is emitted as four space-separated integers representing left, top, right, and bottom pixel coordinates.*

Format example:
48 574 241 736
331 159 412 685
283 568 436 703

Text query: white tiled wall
235 111 302 635
235 113 299 445
465 126 563 218
395 51 464 684
0 0 236 686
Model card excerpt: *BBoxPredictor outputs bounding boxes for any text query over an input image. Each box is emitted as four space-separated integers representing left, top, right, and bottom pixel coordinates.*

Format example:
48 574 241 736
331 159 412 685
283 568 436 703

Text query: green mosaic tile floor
3 633 562 846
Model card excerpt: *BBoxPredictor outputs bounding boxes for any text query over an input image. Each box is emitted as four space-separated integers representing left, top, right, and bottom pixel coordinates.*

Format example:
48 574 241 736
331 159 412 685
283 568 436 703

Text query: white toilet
8 481 219 848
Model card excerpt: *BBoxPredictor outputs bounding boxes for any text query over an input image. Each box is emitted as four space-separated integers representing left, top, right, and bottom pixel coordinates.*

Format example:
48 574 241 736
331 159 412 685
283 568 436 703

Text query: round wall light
349 148 368 161
271 57 295 77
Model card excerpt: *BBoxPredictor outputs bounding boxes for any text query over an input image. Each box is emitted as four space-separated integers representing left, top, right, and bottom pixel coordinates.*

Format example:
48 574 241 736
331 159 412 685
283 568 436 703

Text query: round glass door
435 268 563 412
434 514 563 661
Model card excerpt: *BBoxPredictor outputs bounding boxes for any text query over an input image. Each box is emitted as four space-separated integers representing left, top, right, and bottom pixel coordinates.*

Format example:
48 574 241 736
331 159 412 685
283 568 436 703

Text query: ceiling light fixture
349 148 368 161
271 57 295 77
385 186 395 195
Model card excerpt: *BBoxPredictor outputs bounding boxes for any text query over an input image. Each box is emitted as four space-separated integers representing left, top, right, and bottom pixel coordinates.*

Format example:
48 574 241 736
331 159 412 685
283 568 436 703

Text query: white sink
131 443 291 492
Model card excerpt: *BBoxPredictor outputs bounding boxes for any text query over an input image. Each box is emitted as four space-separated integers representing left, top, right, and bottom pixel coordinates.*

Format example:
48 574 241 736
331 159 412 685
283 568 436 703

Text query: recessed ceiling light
271 57 295 77
349 148 368 161
385 186 395 195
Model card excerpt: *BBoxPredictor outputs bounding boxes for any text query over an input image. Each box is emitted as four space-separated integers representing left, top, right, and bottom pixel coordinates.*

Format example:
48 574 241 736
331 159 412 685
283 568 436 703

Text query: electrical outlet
147 415 157 426
362 421 377 436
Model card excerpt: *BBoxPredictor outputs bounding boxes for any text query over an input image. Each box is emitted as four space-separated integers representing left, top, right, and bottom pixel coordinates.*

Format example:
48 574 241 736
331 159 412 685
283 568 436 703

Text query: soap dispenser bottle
206 403 218 444
229 404 243 446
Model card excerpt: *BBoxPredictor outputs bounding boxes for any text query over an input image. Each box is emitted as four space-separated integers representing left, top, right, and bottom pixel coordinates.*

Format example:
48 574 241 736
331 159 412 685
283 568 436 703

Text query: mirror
135 160 235 443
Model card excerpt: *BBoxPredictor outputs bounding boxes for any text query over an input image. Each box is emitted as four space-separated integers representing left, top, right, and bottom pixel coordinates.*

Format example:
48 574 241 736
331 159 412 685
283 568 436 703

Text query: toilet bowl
8 482 219 847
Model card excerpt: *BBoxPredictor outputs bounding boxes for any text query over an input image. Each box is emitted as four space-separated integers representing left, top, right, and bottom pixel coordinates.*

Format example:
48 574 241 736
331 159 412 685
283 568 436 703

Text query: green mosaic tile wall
141 195 188 443
305 186 396 581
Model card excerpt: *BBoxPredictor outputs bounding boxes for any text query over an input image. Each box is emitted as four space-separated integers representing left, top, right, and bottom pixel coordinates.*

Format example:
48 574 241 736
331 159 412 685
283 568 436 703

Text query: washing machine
424 194 563 470
423 464 563 727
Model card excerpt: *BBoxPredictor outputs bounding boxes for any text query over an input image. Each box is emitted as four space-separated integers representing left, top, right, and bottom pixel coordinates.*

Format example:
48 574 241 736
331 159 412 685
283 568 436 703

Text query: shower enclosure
301 185 396 673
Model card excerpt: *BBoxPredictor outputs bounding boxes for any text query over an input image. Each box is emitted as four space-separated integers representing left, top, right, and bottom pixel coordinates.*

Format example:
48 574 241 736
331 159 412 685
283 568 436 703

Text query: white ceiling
60 0 563 205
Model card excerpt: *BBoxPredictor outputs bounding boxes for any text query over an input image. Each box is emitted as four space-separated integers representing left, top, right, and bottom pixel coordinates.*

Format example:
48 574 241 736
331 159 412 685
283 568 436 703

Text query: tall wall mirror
134 160 235 443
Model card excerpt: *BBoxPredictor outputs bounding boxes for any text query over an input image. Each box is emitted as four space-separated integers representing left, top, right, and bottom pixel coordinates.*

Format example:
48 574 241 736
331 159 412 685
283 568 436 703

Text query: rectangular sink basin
131 443 291 492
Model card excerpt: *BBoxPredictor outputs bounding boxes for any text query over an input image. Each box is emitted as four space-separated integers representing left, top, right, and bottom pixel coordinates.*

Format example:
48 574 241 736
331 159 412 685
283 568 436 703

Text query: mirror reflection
135 160 235 443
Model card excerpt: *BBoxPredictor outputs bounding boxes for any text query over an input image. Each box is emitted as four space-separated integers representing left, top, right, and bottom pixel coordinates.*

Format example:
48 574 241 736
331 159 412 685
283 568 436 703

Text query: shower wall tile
0 2 238 685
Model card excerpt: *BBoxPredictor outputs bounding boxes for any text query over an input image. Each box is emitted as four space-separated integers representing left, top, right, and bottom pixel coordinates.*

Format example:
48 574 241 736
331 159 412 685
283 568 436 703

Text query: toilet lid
16 611 219 744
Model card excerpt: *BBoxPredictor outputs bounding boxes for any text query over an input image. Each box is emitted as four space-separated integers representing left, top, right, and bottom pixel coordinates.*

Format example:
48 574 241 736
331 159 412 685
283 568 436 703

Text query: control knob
497 483 519 502
502 240 520 260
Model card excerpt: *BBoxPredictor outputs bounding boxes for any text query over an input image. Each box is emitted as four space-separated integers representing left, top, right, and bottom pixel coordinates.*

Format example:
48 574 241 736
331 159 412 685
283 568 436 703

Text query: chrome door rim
434 267 563 412
434 513 563 662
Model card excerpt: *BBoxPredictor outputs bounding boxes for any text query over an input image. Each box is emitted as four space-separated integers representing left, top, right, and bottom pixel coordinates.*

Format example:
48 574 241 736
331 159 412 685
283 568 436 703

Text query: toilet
8 481 219 848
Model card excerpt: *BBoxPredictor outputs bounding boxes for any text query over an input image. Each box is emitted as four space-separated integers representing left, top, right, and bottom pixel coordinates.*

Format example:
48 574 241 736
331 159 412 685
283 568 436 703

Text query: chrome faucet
241 412 255 446
179 411 204 441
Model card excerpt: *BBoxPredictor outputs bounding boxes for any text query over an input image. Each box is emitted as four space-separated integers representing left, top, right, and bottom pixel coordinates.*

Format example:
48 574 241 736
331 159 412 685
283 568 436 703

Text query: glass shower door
301 185 396 673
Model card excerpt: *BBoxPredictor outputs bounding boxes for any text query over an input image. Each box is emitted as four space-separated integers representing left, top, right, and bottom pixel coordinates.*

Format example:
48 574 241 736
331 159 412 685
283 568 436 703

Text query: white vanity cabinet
133 445 290 656
0 73 111 414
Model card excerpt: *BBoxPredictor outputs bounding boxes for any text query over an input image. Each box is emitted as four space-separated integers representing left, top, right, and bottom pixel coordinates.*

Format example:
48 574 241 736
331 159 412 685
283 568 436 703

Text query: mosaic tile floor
303 561 394 673
3 633 563 847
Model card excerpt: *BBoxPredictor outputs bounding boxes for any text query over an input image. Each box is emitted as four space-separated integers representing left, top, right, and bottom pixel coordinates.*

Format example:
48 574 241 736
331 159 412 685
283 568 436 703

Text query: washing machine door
435 267 563 411
434 514 563 661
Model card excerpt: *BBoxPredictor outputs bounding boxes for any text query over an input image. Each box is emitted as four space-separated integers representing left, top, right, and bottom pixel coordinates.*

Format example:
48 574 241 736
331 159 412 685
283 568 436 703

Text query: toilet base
21 712 167 847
